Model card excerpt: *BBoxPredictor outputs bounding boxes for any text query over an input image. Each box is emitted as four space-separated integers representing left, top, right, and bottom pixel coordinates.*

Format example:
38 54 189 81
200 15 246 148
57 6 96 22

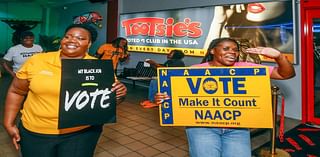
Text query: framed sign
120 0 296 63
158 67 273 128
59 59 116 129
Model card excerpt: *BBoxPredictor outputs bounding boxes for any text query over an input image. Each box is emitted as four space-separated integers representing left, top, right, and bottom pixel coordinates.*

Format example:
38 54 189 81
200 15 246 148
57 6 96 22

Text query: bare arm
3 77 29 150
146 59 164 68
204 5 245 49
271 54 296 79
2 60 15 77
246 47 295 79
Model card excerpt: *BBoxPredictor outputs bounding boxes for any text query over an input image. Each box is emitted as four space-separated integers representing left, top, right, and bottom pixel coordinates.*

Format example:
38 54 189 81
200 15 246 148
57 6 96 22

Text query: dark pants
19 124 102 157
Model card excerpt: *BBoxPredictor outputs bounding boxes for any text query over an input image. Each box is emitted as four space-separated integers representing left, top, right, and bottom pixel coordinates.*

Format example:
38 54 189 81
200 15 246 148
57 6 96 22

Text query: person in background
140 49 185 108
2 31 43 77
96 37 129 73
3 24 127 157
155 37 295 157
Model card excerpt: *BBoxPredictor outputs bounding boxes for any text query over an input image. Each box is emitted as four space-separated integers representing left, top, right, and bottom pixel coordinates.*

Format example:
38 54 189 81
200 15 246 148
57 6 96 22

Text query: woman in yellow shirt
96 37 129 71
3 24 127 157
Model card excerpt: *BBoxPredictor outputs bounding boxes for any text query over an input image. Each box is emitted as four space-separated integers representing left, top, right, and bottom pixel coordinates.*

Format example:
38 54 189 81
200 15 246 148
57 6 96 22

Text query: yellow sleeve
97 45 105 55
16 56 35 80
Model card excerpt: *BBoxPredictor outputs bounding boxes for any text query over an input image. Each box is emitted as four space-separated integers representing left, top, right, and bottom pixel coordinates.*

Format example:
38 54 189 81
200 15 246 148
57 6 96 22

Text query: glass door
304 9 320 125
314 19 320 122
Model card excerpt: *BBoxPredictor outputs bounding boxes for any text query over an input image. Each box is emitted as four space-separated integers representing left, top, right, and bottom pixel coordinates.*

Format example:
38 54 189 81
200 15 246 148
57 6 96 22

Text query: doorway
301 1 320 125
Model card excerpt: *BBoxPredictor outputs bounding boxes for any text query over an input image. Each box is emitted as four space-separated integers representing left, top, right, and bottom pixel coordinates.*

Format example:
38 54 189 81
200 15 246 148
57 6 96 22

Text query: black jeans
19 123 102 157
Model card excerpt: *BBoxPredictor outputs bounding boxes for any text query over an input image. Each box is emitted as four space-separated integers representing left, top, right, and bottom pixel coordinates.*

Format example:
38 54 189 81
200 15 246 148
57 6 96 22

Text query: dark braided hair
201 37 240 63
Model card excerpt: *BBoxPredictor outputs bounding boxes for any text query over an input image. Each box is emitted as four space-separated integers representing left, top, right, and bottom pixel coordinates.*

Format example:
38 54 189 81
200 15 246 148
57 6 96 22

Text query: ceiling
0 0 85 6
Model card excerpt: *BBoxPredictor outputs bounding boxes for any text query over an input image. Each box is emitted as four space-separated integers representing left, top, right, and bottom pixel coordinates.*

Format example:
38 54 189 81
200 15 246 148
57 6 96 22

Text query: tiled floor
0 73 300 157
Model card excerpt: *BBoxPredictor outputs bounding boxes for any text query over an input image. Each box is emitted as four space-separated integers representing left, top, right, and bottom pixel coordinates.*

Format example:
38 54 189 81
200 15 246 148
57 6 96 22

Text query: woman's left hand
246 47 281 59
111 81 127 100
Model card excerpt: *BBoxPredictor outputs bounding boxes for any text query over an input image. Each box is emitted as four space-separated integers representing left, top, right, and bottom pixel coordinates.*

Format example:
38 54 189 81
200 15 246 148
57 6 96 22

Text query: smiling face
210 40 239 66
22 36 34 48
60 27 92 59
119 39 127 48
246 2 285 22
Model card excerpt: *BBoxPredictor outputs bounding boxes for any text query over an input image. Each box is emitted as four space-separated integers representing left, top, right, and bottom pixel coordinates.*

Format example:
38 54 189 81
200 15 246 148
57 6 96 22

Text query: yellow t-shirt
97 43 127 69
16 51 96 134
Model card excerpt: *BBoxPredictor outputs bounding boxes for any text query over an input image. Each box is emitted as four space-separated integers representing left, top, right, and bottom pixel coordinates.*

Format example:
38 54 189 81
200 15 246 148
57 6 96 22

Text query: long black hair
201 37 239 63
112 37 128 54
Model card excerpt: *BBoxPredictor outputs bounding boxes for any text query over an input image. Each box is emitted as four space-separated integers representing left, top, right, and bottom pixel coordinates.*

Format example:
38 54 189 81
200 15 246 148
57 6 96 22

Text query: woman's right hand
246 47 281 59
154 93 170 105
4 124 20 150
145 59 157 65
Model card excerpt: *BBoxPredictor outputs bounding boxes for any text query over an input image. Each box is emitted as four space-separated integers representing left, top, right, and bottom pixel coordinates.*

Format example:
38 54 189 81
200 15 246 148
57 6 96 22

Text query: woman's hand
229 4 246 14
4 124 20 150
246 47 281 59
145 59 157 66
246 47 295 79
204 4 245 48
111 81 127 101
119 53 130 63
154 92 170 105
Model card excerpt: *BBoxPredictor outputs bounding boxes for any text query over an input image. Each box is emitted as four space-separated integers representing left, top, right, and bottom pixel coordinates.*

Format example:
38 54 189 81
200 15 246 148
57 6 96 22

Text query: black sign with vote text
59 59 116 129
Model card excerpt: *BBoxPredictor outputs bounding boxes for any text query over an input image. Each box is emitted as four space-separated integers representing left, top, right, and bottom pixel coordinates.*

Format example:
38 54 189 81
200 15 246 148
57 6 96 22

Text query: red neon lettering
121 17 202 38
